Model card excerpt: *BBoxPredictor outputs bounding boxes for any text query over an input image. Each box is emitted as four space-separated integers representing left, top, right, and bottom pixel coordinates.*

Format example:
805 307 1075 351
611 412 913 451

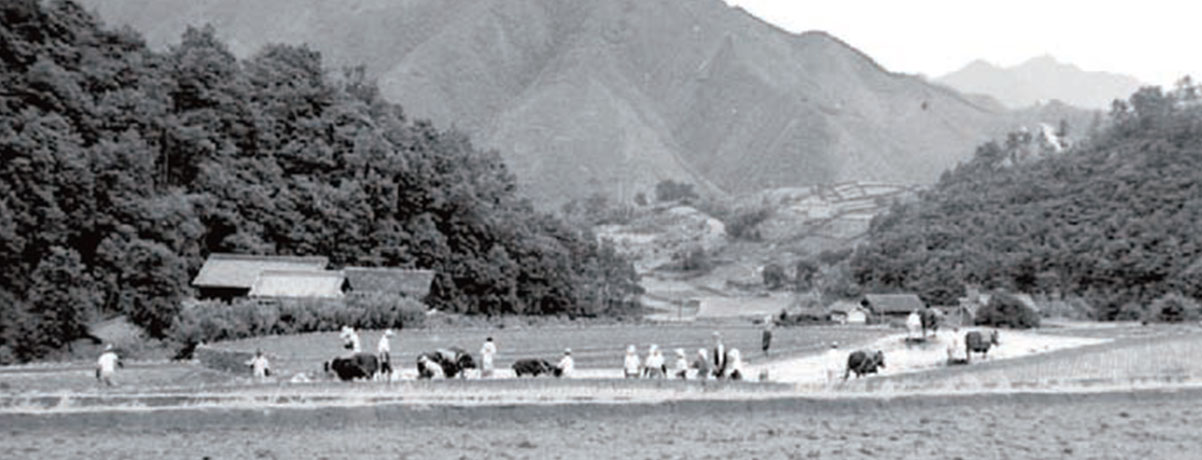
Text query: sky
725 0 1200 87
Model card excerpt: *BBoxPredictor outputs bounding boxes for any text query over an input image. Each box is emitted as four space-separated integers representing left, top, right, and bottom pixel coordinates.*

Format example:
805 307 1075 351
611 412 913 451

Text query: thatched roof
343 267 435 298
248 270 345 298
862 293 925 314
192 253 329 289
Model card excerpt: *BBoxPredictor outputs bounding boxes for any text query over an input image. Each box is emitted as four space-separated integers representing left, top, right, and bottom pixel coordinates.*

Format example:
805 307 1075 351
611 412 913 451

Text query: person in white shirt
623 345 641 378
726 348 744 380
245 349 271 381
693 348 711 379
673 348 689 379
339 325 361 354
947 327 968 365
712 332 727 379
377 329 395 380
556 348 575 378
95 344 122 386
644 344 665 378
480 337 497 378
824 341 843 385
906 310 923 340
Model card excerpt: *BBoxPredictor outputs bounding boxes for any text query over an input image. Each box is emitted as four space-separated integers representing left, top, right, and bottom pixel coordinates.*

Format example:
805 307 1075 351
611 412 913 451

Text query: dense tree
0 1 640 360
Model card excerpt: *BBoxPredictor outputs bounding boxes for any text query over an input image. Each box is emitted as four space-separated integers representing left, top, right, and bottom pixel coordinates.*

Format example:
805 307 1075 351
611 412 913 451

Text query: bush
654 180 699 203
1143 292 1202 323
762 263 787 290
975 293 1041 329
668 246 712 273
167 294 426 348
724 206 772 241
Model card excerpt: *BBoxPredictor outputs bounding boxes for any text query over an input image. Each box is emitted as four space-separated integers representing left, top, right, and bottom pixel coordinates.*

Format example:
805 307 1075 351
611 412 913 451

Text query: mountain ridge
938 55 1144 110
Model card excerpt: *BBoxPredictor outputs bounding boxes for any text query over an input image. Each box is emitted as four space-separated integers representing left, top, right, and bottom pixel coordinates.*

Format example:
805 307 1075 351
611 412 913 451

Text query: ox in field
512 358 556 377
843 350 886 380
416 347 476 379
324 353 380 381
966 330 1000 363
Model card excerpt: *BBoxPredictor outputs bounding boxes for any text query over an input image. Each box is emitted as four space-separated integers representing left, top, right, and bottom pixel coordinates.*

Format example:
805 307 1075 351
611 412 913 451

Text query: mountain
80 0 1076 206
938 55 1144 110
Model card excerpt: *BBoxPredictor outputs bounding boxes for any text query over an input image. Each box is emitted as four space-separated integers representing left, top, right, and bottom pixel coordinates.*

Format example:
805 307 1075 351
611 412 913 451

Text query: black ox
843 350 886 380
416 347 476 379
965 330 1000 363
512 358 560 377
324 353 380 381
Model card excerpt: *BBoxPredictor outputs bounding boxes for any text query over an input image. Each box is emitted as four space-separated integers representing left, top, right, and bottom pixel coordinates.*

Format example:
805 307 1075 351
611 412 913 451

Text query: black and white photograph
2 0 1202 458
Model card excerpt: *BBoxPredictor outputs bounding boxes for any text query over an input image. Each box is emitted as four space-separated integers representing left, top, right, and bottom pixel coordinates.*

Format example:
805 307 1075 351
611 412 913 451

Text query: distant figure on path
824 341 842 385
761 315 774 357
644 344 665 378
95 344 122 386
556 348 575 378
692 348 711 379
245 349 271 381
673 348 689 379
624 345 642 378
339 325 361 354
377 329 395 380
906 310 923 340
712 332 727 379
480 337 497 378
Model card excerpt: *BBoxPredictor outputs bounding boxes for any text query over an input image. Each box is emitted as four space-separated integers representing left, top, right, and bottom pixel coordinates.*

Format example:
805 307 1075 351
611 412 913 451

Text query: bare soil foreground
3 388 1201 459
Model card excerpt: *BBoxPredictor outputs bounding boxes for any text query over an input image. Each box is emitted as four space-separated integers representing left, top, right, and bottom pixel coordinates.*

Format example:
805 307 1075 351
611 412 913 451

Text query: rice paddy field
4 321 1202 459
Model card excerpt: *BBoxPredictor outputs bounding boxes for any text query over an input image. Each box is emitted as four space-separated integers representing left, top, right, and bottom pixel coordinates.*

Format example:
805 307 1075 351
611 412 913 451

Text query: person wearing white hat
624 345 641 378
339 325 361 354
480 337 497 378
727 348 744 380
95 344 122 386
377 329 396 380
245 348 271 381
824 341 842 385
673 348 689 379
556 348 575 378
644 344 665 378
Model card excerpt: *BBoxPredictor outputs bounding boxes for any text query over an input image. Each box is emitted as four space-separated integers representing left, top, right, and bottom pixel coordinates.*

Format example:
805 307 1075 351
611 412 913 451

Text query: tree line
0 1 640 362
846 80 1202 319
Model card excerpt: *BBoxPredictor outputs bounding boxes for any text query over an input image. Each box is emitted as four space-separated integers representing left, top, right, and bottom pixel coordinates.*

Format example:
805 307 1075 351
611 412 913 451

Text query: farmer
906 309 923 340
761 315 774 357
673 348 689 379
245 348 271 381
339 325 361 354
95 344 122 386
712 332 727 379
644 344 665 378
692 348 711 379
480 336 497 378
727 348 744 380
556 348 575 378
823 341 842 385
377 329 395 380
624 345 642 378
947 326 969 365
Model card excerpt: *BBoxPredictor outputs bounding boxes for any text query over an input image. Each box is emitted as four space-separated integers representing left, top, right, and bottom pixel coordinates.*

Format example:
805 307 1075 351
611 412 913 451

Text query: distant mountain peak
939 55 1142 110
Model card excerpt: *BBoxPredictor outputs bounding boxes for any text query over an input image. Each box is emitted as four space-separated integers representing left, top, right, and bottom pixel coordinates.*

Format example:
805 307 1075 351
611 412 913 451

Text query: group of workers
623 331 747 380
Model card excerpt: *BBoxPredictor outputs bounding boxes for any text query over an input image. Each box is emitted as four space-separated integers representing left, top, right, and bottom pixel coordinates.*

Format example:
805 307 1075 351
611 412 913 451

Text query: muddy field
3 389 1201 459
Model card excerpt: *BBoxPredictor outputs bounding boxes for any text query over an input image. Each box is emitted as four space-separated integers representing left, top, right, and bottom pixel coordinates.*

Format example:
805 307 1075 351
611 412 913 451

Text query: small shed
342 267 436 300
192 253 330 301
248 270 346 298
862 293 925 318
828 300 869 324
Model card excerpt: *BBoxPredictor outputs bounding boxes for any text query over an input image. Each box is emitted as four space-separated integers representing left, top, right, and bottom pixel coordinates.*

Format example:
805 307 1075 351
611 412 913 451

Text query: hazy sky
726 0 1199 87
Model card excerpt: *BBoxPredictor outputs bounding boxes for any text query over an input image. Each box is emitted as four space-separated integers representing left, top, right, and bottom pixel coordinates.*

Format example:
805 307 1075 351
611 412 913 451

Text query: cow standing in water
843 350 886 380
965 330 1000 363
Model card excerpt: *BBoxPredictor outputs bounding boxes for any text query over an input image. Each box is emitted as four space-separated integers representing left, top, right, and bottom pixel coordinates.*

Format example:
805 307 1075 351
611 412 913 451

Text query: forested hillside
849 82 1202 319
0 1 639 361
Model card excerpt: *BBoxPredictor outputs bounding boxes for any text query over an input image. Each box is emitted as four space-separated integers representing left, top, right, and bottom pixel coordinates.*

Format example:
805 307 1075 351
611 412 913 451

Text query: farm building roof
343 267 435 298
862 293 925 314
248 270 345 298
827 300 866 314
192 253 329 289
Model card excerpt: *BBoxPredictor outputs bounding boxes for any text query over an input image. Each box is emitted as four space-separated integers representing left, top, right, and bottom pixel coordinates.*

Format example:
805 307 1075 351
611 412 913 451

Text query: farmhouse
192 253 330 301
248 270 346 298
828 300 869 324
343 267 436 300
861 293 925 319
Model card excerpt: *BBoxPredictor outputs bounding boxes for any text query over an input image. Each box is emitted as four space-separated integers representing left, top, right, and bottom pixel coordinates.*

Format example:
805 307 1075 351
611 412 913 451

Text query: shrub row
168 293 426 347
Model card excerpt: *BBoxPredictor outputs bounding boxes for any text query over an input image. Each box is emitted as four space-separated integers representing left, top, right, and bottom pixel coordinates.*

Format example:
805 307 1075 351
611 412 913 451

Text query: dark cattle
965 330 1000 362
512 359 555 377
843 350 886 380
324 353 380 381
920 308 941 337
416 347 477 379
